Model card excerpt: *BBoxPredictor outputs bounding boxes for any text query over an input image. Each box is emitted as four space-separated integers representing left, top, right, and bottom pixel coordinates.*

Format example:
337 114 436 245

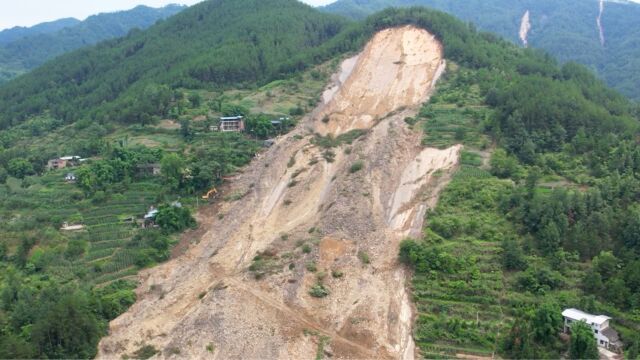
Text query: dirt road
97 25 460 359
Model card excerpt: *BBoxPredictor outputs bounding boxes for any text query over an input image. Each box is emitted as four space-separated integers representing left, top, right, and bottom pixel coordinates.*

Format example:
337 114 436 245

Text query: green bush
349 161 364 174
309 284 330 298
155 204 196 233
357 250 370 264
133 345 158 360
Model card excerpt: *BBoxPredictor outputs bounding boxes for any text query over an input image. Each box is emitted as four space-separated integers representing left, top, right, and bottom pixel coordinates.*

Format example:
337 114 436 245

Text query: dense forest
322 0 640 101
1 0 640 358
0 5 185 84
0 0 347 130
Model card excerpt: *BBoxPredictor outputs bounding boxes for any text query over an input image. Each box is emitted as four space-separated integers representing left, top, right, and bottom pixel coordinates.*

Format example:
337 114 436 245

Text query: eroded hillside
98 25 460 359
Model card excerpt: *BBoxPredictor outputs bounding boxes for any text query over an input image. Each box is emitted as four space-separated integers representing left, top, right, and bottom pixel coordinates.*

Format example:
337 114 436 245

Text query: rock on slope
98 25 461 359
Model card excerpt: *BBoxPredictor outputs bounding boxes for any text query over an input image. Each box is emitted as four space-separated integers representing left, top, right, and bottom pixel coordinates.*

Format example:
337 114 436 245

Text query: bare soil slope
98 25 460 360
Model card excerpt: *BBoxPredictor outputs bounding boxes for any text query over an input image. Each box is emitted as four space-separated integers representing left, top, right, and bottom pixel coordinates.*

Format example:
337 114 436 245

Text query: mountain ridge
0 18 81 45
0 4 186 84
321 0 640 100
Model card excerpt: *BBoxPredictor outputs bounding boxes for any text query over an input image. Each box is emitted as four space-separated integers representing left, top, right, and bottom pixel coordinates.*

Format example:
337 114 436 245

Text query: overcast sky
0 0 336 31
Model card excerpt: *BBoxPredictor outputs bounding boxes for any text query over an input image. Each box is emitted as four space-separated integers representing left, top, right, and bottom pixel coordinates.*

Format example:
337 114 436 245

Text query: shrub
155 204 196 233
306 261 317 272
357 250 370 264
350 161 364 173
133 345 158 360
309 284 329 298
302 244 312 254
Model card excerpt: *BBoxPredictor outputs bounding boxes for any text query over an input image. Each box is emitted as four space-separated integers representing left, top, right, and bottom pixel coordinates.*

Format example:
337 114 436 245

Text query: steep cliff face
98 26 460 359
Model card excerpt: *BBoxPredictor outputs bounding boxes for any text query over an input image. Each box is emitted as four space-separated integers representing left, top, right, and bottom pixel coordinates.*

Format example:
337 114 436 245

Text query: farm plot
408 161 517 356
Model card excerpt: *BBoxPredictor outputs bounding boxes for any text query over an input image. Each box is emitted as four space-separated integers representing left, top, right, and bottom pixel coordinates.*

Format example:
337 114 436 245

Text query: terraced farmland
409 168 513 357
0 172 169 286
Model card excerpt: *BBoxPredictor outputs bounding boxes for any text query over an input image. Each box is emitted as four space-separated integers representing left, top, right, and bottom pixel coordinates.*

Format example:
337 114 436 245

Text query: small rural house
47 158 68 170
562 308 621 352
47 156 81 170
219 116 245 132
137 163 161 177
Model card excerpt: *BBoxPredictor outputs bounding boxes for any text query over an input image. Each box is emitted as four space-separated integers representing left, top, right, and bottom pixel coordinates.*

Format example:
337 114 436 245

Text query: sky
0 0 336 31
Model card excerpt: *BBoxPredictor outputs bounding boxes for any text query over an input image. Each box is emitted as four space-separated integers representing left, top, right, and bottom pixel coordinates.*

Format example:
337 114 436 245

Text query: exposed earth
98 25 461 359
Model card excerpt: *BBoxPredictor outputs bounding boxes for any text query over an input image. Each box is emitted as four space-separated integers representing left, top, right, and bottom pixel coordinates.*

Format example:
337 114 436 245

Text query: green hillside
0 0 639 358
322 0 640 101
0 5 185 84
0 0 347 129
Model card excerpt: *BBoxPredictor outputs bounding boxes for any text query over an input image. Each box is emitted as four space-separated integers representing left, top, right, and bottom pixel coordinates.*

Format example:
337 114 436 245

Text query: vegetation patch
132 345 158 360
249 251 281 279
309 284 330 298
349 161 364 174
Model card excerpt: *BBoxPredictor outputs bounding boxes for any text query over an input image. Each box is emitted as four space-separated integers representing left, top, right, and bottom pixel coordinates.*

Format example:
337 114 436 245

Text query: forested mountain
0 5 185 84
321 0 640 101
0 0 347 129
0 18 80 45
0 0 640 358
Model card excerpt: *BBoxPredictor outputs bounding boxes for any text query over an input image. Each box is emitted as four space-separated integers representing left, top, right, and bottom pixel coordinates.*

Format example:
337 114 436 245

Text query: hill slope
321 0 640 100
97 25 451 359
0 5 185 84
0 0 347 129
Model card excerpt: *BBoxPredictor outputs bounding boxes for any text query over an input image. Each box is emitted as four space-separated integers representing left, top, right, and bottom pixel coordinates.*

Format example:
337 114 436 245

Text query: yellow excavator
202 188 218 200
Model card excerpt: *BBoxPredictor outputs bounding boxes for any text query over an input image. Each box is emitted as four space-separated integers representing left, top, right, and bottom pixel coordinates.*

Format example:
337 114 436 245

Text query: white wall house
562 308 621 352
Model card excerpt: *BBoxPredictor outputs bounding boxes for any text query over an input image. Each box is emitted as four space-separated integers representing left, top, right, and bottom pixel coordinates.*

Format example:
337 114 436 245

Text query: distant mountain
0 4 186 84
321 0 640 100
0 18 81 45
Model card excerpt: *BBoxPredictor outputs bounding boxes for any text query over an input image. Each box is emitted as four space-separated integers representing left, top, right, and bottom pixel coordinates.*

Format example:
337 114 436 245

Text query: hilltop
322 0 640 100
0 4 186 84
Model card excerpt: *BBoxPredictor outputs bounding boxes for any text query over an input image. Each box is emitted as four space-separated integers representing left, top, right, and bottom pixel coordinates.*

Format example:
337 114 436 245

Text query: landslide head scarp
316 25 444 136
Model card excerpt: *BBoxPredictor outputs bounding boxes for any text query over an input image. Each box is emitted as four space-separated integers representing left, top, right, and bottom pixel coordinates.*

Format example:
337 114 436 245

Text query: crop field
0 171 166 286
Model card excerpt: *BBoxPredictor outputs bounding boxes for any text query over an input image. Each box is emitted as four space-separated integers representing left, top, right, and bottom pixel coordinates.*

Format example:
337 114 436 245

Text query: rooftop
220 116 243 121
562 308 611 325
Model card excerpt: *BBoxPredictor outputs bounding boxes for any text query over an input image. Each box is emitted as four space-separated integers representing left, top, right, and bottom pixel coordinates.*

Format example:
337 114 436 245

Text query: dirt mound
97 25 459 360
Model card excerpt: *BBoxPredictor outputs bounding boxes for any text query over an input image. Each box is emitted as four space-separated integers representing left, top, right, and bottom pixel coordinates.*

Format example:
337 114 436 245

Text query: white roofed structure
562 308 611 326
562 308 621 352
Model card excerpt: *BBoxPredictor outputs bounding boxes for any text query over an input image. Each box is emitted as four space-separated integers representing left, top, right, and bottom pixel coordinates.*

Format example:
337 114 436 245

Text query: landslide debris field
98 26 461 359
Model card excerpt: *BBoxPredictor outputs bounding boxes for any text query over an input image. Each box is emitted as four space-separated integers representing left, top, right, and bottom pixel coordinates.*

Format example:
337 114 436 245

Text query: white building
562 308 621 352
